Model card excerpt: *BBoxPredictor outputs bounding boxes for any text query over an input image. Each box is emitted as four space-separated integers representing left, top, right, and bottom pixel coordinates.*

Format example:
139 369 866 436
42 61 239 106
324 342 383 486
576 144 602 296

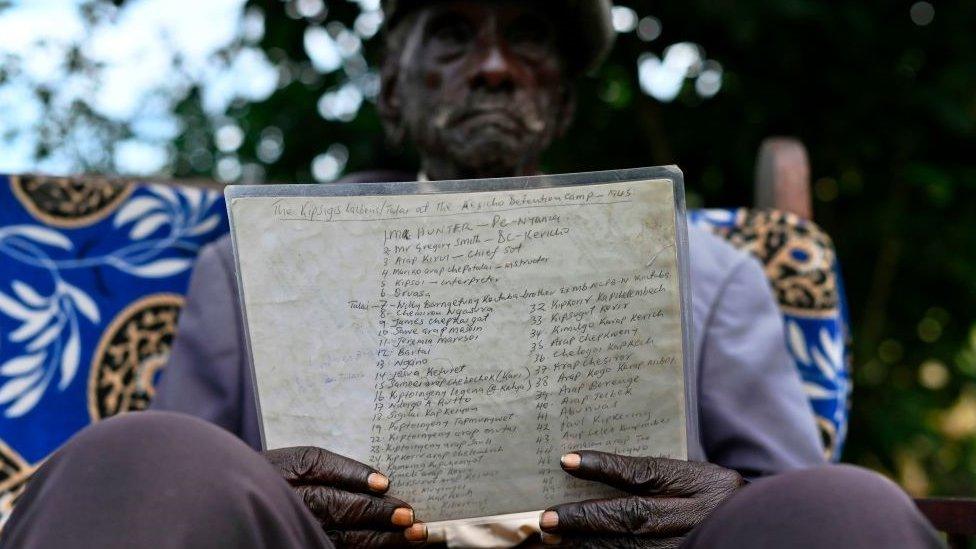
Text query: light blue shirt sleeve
151 236 263 450
691 232 826 475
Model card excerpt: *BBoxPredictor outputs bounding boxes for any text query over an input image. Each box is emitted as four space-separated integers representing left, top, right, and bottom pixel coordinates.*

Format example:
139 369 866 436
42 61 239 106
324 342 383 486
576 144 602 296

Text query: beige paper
230 180 687 522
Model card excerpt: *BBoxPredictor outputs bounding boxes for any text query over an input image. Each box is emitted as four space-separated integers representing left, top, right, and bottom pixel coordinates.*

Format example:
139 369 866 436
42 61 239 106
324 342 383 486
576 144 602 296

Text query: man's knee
43 411 255 484
4 412 322 549
745 464 916 514
15 412 257 511
59 410 239 457
686 465 943 548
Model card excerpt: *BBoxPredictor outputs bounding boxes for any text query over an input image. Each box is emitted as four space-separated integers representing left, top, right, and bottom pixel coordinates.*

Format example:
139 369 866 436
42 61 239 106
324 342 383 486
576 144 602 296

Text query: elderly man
156 1 824 472
3 1 942 548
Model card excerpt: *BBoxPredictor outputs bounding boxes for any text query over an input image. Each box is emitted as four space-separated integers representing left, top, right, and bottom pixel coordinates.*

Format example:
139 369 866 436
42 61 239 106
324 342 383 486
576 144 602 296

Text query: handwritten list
230 179 688 522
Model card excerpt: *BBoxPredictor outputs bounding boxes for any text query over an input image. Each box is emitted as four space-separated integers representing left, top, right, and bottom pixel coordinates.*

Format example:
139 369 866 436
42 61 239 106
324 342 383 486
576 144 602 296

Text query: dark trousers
2 412 943 549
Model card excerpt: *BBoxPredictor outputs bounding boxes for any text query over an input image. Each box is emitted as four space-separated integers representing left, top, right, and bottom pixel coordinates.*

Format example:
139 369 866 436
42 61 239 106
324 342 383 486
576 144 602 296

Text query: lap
3 411 333 549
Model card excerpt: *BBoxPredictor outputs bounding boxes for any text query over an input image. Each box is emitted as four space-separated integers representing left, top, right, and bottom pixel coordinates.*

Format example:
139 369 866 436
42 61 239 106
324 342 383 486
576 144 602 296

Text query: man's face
383 1 572 180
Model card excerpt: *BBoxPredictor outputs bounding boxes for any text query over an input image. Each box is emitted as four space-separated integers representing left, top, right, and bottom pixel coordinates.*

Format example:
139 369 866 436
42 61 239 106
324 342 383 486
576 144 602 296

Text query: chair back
0 175 229 519
690 208 851 462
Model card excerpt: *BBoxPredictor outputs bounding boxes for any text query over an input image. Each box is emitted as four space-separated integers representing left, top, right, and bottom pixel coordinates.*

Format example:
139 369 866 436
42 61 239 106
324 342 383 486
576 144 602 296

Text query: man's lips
452 109 523 133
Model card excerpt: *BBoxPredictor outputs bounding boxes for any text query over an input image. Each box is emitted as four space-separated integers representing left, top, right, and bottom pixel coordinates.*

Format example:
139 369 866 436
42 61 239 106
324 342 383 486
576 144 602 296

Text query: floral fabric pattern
0 175 228 523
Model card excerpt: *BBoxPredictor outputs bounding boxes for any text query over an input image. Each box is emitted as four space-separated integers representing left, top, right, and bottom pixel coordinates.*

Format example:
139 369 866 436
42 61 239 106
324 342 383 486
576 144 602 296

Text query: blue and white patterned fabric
690 208 851 461
0 175 229 518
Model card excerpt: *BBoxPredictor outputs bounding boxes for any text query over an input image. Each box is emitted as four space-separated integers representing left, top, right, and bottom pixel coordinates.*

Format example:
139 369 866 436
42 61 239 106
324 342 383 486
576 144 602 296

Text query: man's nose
471 46 516 92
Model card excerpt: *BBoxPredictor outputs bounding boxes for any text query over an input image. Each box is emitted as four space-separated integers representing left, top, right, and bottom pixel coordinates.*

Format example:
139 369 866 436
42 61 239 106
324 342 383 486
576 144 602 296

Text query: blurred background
0 0 974 497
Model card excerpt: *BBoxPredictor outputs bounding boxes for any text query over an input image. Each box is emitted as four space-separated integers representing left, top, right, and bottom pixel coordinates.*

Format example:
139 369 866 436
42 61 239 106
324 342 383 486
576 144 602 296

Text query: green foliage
621 0 976 497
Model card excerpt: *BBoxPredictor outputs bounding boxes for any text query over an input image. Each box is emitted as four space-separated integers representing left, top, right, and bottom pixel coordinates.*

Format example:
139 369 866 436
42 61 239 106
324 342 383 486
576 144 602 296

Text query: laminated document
226 166 699 525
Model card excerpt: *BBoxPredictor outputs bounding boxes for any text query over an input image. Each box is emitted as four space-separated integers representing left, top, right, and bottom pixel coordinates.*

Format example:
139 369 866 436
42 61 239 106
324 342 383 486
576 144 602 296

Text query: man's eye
430 19 474 49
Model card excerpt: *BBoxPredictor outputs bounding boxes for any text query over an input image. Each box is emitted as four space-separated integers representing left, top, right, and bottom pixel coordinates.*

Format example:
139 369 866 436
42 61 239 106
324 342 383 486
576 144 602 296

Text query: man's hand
538 450 744 548
264 447 427 547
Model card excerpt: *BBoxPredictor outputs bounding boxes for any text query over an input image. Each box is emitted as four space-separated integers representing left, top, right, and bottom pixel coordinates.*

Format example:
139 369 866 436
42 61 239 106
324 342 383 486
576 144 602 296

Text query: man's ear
555 83 577 139
378 58 406 148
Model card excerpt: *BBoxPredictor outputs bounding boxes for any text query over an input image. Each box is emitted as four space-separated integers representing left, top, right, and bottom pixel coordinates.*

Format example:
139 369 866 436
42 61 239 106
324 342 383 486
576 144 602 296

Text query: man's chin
450 148 521 178
443 134 530 178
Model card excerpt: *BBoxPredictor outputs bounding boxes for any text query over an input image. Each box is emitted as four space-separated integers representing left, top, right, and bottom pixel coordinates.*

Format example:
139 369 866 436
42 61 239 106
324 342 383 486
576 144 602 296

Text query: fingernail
404 523 427 542
367 472 389 492
392 507 414 527
560 453 581 470
541 532 563 545
540 510 559 530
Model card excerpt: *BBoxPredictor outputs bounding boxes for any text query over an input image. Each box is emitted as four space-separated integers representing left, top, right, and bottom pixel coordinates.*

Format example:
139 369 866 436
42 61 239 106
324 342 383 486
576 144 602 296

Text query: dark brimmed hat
381 0 615 75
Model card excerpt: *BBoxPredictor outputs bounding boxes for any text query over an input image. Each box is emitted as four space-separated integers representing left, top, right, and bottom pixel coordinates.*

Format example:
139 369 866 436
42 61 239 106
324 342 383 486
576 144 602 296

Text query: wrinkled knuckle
571 504 594 531
640 459 661 484
621 498 657 533
326 529 350 547
300 487 336 526
626 457 659 489
296 446 320 476
364 494 391 520
661 458 689 480
297 486 314 508
335 494 376 527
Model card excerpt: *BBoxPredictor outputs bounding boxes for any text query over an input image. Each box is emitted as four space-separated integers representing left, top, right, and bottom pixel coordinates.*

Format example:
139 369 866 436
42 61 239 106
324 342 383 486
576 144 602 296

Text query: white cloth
428 511 543 547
